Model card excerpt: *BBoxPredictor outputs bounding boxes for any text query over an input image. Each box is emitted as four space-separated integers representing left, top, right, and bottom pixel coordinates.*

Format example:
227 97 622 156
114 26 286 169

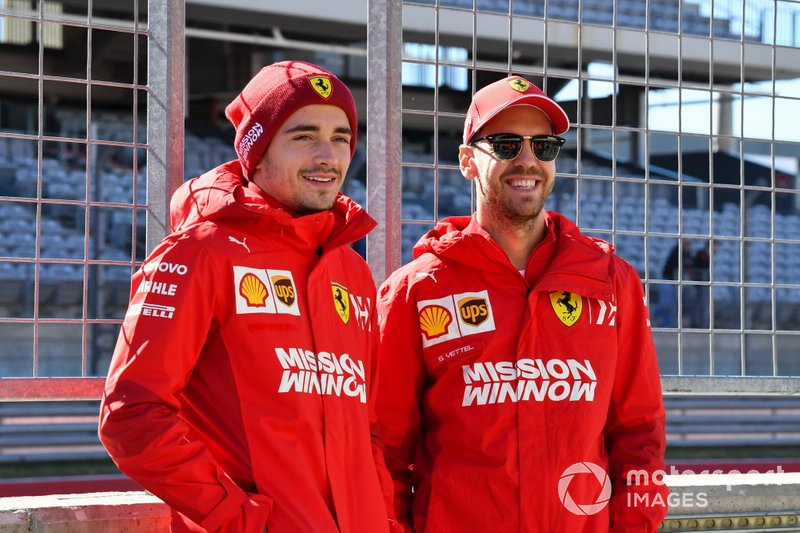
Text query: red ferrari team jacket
376 212 668 532
99 161 395 532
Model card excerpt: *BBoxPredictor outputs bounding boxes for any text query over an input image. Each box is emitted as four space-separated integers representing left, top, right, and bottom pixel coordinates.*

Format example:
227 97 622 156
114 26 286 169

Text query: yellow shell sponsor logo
458 297 489 326
272 275 296 307
240 273 268 307
508 77 530 93
549 291 583 327
309 76 332 99
419 304 453 340
332 283 350 324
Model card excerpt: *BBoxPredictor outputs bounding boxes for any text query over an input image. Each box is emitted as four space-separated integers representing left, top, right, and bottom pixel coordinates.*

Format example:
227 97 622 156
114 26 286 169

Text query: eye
332 135 351 144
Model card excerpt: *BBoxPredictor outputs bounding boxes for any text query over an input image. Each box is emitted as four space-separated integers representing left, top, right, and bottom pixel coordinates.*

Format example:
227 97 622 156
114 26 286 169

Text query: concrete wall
0 474 798 532
0 492 169 532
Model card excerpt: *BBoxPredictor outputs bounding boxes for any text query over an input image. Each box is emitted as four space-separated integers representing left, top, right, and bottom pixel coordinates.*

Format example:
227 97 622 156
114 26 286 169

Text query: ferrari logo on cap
550 291 583 327
509 78 530 93
332 283 350 324
309 76 332 99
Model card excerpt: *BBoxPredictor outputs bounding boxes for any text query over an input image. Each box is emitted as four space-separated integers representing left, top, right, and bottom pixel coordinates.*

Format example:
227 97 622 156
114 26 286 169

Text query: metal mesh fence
0 0 152 397
381 0 800 391
0 0 798 397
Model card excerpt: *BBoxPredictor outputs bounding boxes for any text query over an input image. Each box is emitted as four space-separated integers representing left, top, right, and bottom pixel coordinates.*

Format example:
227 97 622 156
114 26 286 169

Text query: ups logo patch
272 275 295 307
458 297 489 326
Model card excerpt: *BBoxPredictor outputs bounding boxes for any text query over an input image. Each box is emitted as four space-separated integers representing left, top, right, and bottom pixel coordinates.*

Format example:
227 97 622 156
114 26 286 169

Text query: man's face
252 104 352 215
460 105 556 228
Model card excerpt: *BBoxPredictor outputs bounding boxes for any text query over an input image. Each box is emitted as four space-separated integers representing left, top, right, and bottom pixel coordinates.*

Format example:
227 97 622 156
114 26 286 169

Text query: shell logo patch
233 267 300 316
508 77 530 93
309 76 332 99
240 273 268 307
416 290 495 348
332 283 350 324
549 291 583 327
419 305 453 340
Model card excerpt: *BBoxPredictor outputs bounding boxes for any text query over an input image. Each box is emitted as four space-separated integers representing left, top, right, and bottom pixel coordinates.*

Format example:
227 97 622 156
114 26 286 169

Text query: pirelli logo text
417 290 496 348
461 358 597 407
234 267 300 316
275 347 366 403
127 302 175 320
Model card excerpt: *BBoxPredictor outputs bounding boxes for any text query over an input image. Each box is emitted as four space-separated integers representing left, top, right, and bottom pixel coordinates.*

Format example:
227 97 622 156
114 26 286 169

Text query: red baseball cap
463 76 570 145
225 61 358 177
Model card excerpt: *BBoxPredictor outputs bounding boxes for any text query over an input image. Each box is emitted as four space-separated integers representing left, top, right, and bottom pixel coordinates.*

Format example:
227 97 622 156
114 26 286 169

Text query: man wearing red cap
99 61 398 532
376 76 668 532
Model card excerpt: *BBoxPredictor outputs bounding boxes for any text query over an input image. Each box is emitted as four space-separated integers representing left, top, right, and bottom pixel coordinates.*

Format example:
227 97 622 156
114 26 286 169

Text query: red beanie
225 60 358 177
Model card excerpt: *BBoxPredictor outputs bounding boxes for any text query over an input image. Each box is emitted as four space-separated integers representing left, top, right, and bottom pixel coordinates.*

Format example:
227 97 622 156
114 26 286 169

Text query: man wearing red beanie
99 61 399 532
376 75 668 532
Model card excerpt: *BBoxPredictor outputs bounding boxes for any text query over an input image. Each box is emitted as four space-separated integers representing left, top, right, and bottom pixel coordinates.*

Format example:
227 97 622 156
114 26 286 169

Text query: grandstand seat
0 263 26 306
513 0 541 17
0 401 106 464
665 395 800 449
776 293 800 330
40 263 82 294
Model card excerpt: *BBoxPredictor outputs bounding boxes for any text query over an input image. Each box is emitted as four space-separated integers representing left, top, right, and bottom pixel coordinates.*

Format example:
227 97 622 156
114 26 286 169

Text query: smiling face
459 105 556 230
251 104 352 215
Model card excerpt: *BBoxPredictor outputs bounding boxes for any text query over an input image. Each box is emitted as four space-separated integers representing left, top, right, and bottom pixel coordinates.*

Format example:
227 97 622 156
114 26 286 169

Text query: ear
458 144 477 181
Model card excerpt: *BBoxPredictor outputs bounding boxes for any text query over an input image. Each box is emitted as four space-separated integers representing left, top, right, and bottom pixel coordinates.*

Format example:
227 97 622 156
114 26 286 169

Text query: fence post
146 0 185 254
366 0 403 285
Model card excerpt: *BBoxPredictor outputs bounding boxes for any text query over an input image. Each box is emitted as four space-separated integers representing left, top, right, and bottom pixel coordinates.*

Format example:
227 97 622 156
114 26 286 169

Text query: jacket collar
414 211 614 297
170 160 376 252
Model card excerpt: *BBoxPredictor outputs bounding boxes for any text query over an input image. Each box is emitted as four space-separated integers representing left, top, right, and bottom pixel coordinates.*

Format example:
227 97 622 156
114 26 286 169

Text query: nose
513 138 541 167
313 141 338 167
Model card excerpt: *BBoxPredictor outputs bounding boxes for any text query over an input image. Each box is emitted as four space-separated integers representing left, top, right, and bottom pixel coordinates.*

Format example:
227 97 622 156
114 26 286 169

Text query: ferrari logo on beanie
509 78 530 92
309 76 332 99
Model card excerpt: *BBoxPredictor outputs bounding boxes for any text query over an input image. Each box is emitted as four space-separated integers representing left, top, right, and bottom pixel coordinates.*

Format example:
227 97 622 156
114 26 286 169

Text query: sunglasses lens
533 139 561 161
490 136 523 160
478 134 563 161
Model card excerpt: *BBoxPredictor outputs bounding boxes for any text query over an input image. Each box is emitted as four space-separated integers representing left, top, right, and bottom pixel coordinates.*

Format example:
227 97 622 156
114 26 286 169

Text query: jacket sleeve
375 275 427 531
98 238 272 532
606 259 669 532
367 279 412 533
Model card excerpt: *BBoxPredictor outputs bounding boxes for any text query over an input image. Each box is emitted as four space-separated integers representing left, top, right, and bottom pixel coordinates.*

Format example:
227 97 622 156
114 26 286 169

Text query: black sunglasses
471 133 566 162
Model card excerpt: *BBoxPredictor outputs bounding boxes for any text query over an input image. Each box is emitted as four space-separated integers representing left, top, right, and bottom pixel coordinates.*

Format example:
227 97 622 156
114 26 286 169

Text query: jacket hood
412 212 614 292
170 160 376 248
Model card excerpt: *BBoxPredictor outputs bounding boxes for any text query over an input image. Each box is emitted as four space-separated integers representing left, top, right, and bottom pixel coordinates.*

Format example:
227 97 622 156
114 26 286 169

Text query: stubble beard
478 174 553 231
297 188 339 214
259 156 342 214
294 166 343 214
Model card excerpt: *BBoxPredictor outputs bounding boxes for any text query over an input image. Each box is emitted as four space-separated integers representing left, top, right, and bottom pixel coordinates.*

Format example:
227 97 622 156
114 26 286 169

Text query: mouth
505 176 540 190
301 172 340 188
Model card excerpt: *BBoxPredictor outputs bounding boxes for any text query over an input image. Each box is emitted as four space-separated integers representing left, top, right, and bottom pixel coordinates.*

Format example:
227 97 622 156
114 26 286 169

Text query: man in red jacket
376 76 669 532
99 61 398 532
